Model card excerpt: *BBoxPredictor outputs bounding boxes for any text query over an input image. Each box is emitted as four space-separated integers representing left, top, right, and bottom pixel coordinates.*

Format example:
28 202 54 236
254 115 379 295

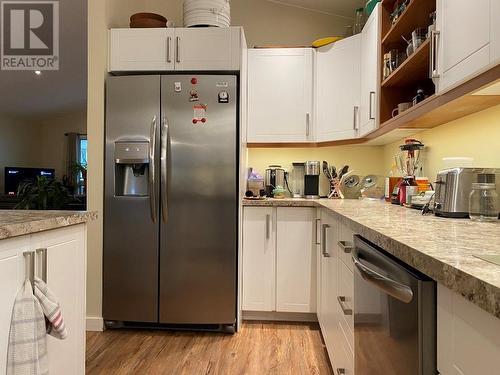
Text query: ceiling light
34 70 42 76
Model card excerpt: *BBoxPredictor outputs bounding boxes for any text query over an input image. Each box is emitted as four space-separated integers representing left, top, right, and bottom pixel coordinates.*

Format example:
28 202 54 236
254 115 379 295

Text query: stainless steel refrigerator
103 74 238 332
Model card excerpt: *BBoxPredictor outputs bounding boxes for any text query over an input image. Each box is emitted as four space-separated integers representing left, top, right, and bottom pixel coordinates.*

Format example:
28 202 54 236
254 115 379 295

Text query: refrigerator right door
159 75 238 325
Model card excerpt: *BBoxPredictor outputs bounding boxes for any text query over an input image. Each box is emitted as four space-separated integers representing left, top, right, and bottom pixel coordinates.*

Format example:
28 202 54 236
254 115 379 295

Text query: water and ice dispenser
114 142 150 196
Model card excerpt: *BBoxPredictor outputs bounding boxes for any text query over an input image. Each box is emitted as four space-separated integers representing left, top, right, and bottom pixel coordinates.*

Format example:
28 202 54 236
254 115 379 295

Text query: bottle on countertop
385 164 402 202
354 7 366 34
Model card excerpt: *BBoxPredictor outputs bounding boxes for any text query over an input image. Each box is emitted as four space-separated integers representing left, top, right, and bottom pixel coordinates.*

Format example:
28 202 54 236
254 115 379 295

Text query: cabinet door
437 284 500 374
491 0 500 64
276 208 316 313
242 207 276 311
319 210 341 368
359 4 381 136
0 236 30 374
436 0 491 94
174 27 241 71
32 225 86 375
108 28 174 72
247 48 314 143
315 36 361 142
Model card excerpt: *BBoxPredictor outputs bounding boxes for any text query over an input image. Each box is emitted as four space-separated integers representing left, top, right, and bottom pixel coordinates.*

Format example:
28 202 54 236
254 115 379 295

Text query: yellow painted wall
383 104 500 180
247 146 386 196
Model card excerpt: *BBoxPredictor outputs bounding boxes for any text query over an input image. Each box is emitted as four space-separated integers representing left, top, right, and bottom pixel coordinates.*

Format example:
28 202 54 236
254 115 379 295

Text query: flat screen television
4 167 55 195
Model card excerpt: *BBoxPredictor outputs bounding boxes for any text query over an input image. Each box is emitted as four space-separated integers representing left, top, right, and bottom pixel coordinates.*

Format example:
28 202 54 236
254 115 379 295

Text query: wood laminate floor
86 321 333 375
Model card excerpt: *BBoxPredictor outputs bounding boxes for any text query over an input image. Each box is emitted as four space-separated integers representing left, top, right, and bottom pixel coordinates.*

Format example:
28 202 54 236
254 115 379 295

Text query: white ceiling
267 0 366 18
0 0 87 118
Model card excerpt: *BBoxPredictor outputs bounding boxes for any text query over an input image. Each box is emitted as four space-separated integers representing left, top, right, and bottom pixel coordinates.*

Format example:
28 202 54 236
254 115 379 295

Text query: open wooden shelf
382 38 430 88
381 0 436 49
367 65 500 141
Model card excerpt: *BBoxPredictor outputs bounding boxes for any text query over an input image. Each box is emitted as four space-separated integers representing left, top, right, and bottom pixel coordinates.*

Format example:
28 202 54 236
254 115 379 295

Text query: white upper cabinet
315 36 361 142
247 48 314 143
491 0 500 64
109 28 174 72
435 0 491 94
174 27 241 71
109 27 242 72
359 4 381 137
276 208 316 313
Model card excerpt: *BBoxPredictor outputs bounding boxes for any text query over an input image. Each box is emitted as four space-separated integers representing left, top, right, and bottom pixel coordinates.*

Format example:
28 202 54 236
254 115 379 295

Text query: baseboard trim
242 311 318 322
86 316 104 332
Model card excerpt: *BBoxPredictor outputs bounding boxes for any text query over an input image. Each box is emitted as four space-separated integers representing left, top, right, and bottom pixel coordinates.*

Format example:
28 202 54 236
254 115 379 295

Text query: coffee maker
264 165 286 197
304 161 320 199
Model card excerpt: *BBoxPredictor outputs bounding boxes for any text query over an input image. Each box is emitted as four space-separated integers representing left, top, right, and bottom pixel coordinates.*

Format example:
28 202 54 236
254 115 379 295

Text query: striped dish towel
7 280 48 375
34 277 67 340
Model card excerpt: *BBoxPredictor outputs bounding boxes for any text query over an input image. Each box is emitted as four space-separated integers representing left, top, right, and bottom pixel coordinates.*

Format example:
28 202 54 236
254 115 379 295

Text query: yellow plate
312 37 343 48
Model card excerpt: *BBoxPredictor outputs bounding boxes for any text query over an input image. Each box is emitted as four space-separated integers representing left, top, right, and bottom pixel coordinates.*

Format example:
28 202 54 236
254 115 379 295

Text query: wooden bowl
130 13 167 28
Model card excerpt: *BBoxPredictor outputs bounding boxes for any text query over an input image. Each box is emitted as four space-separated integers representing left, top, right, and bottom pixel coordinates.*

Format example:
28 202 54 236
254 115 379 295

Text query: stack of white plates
183 0 230 27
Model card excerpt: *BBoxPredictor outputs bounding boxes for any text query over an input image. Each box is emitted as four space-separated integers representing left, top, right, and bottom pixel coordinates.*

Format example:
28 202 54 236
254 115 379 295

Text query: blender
394 139 425 205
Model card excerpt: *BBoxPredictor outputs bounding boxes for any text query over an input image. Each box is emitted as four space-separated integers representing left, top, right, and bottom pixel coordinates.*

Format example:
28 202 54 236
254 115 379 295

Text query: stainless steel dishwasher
352 235 436 375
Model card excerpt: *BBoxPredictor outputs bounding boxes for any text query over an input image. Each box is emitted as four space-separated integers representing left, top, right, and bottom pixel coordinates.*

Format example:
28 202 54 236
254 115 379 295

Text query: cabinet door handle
321 224 331 257
353 106 359 131
369 91 375 120
266 214 271 239
23 251 35 286
166 36 172 63
36 248 48 283
337 241 353 254
315 219 321 245
176 36 181 63
430 30 440 79
337 296 353 316
306 113 310 137
336 369 346 375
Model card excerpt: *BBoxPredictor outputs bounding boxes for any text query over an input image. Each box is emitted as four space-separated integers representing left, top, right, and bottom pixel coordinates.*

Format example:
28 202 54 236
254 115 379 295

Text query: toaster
434 168 500 218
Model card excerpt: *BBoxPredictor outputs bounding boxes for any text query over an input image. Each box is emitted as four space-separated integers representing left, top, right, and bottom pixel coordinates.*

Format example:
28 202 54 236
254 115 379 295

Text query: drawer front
338 259 354 335
335 320 355 375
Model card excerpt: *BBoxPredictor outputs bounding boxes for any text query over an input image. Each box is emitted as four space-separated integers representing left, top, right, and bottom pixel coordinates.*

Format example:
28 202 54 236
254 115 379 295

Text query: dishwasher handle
352 251 414 303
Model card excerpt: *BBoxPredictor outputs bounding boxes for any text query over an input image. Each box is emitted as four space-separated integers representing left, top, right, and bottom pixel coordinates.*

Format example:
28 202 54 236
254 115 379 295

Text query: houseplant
16 176 69 210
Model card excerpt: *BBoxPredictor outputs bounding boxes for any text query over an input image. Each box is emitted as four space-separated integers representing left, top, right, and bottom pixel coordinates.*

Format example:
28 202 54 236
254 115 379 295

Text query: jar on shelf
469 182 498 221
354 7 365 34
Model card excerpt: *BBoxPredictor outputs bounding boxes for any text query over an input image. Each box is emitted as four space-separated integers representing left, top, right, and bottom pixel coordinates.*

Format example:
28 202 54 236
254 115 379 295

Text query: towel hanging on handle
6 280 48 375
34 277 68 340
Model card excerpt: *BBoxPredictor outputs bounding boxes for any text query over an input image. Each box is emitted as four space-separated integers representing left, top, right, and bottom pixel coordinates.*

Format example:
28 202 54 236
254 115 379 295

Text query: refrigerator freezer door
159 75 238 324
104 75 161 323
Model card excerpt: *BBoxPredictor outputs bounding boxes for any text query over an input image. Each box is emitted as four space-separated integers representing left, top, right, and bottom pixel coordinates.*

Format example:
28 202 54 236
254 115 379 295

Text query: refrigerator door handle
161 117 169 222
149 116 157 223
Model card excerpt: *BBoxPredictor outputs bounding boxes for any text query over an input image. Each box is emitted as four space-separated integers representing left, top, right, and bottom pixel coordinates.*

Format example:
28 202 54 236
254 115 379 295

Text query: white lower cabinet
276 208 316 312
437 284 500 375
317 209 354 375
242 207 276 311
0 236 30 374
242 207 316 313
0 224 86 375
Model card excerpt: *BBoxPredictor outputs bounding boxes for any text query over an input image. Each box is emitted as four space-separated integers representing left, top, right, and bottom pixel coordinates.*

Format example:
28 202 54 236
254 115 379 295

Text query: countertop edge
0 211 98 240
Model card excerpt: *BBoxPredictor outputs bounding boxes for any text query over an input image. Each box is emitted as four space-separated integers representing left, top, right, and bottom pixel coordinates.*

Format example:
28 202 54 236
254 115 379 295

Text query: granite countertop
243 198 500 319
0 210 97 240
